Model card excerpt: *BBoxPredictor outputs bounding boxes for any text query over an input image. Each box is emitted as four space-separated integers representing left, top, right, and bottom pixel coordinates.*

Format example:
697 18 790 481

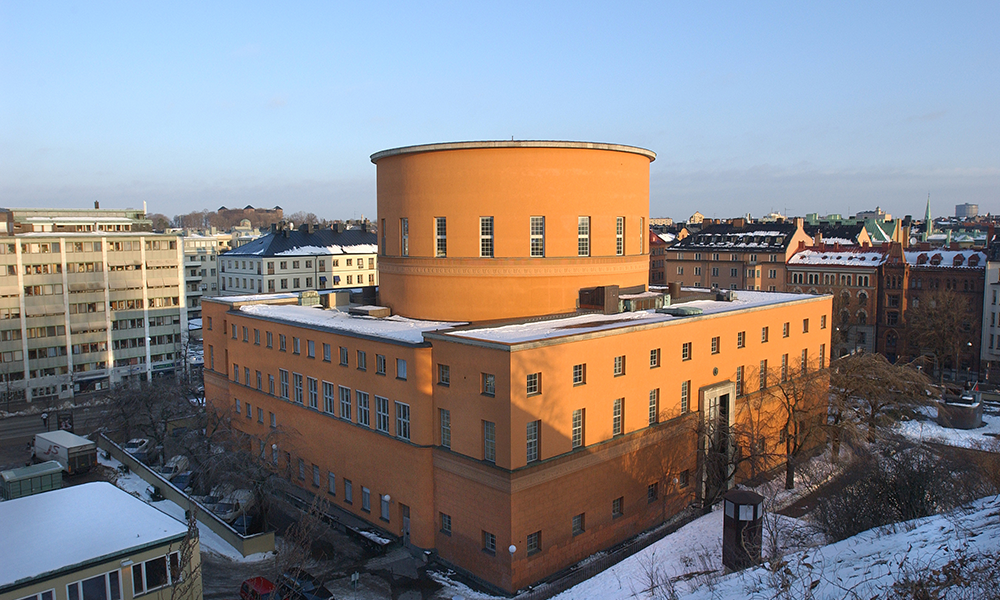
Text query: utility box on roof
722 489 764 571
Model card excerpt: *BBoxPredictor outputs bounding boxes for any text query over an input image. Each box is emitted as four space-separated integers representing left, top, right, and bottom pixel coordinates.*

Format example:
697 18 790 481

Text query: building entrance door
700 381 736 508
401 503 410 546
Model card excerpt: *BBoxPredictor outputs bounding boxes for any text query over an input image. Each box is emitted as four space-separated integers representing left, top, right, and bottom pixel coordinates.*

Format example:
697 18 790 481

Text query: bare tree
906 288 975 383
102 379 201 462
755 359 829 490
828 351 932 454
169 507 203 600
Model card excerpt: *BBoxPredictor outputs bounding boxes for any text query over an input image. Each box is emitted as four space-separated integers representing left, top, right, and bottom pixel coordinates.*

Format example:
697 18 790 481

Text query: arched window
886 331 898 348
858 291 868 304
857 311 867 325
840 310 850 325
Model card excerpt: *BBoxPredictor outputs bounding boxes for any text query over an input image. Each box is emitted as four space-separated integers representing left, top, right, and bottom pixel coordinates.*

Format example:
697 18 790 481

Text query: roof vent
349 305 391 318
298 290 320 307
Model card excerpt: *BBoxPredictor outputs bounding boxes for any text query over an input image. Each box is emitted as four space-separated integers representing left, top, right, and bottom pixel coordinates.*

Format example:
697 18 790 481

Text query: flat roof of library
213 289 825 347
438 290 825 346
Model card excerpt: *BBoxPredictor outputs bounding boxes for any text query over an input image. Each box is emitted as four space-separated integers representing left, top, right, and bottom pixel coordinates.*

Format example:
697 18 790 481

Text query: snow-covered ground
897 405 1000 449
98 454 272 562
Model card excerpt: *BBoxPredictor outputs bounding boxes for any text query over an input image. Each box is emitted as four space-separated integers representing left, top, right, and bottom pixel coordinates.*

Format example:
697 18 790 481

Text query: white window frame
480 216 494 258
530 216 545 257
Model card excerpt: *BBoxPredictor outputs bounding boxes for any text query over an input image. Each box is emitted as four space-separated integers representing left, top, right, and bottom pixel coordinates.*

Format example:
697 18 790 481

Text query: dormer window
953 254 965 267
917 253 928 265
968 255 980 267
930 254 943 266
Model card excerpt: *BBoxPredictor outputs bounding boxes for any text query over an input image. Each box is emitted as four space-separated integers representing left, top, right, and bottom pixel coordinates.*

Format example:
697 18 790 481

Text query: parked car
240 577 275 600
122 438 156 463
158 455 190 481
172 470 199 494
194 483 233 509
213 488 255 523
275 570 333 600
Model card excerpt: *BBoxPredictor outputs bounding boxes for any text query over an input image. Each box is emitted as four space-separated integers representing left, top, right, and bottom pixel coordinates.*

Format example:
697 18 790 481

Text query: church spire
923 194 933 242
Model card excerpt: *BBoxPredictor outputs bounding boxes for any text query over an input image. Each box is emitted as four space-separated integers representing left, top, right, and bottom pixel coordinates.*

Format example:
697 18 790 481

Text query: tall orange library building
203 141 831 593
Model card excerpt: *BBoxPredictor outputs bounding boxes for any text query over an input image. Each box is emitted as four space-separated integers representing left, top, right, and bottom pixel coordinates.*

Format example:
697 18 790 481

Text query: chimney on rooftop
94 201 100 209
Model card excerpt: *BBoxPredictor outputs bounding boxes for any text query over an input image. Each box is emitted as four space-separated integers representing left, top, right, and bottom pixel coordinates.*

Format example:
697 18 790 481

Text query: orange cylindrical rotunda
372 141 656 322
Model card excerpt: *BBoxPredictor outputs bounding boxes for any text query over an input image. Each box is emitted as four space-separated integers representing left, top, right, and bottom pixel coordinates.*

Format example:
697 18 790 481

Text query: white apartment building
182 233 231 321
218 223 378 295
0 207 187 403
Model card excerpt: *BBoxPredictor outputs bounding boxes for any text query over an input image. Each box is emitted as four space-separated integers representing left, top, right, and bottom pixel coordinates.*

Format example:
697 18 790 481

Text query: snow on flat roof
0 482 188 589
788 249 886 266
446 290 815 344
239 304 462 344
273 244 378 256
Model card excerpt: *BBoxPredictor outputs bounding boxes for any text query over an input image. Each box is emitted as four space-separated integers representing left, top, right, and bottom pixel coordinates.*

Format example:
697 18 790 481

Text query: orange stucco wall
373 143 655 321
202 290 831 592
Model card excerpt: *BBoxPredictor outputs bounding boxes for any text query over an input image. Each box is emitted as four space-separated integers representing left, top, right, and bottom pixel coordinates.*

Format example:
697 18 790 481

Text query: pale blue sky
1 1 997 222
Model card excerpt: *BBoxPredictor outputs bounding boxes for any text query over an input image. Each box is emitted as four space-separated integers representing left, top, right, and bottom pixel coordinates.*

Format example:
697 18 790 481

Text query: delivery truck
33 430 97 475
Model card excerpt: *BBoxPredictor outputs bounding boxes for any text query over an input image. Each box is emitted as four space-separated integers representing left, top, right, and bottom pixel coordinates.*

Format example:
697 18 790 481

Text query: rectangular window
738 331 746 348
400 218 409 256
526 420 540 462
613 398 624 436
819 344 825 368
572 408 585 448
254 329 260 345
480 216 494 258
130 553 176 595
781 354 789 381
339 386 352 420
572 513 585 535
279 370 289 399
323 382 335 413
362 487 371 512
649 348 660 368
573 363 586 385
801 349 808 373
759 359 768 390
266 331 273 347
323 343 331 362
357 350 367 371
396 358 407 380
242 326 248 342
269 412 276 428
269 374 275 395
483 531 497 554
711 336 720 354
440 408 451 448
298 458 305 481
244 367 250 386
647 482 659 503
376 396 390 432
235 398 241 414
681 380 690 413
614 355 625 376
820 315 827 329
435 217 447 257
527 530 541 555
380 494 390 521
682 342 692 361
484 420 496 462
357 391 370 426
482 373 496 396
783 322 789 338
307 340 314 358
279 334 286 351
328 472 336 495
376 354 386 375
526 372 540 395
308 377 318 409
616 216 625 255
232 324 237 339
648 389 659 425
803 318 810 333
441 512 452 535
340 346 349 366
530 216 545 257
344 479 352 503
233 364 239 383
438 364 450 386
395 402 411 440
761 327 769 343
578 216 590 256
612 496 623 517
736 365 744 396
679 469 689 488
293 373 303 403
